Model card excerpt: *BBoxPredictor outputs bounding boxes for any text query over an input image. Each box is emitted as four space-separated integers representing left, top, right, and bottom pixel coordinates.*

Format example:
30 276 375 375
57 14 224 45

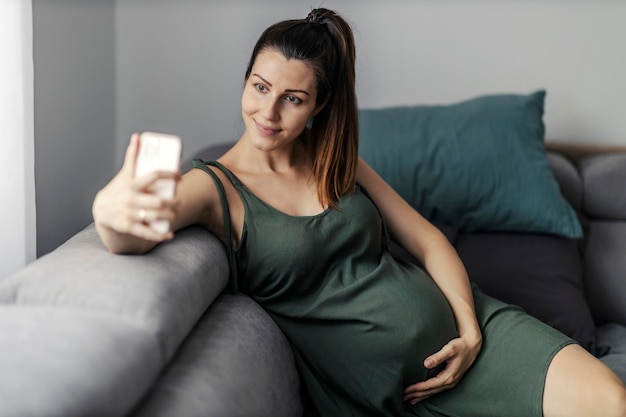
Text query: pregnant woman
93 8 626 417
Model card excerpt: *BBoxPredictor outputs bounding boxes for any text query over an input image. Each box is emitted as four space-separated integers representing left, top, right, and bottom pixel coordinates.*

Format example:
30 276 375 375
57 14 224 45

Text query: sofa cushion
132 294 303 417
580 153 626 220
455 232 599 354
584 222 626 325
547 152 583 212
0 307 162 417
597 323 626 383
0 225 228 360
359 90 582 238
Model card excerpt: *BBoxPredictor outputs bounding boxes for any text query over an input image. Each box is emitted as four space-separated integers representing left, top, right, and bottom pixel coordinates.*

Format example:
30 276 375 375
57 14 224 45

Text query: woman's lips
255 121 281 137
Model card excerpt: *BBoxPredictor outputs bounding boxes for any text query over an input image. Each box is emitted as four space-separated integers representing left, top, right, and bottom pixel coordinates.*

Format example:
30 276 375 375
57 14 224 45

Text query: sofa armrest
0 224 229 417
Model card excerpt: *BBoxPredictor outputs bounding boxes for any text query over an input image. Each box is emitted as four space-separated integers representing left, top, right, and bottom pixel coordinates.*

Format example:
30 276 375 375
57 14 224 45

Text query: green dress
193 160 574 417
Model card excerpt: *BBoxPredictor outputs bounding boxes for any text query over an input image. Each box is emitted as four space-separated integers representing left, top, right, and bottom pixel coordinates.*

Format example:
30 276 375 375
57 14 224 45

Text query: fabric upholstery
580 150 626 325
132 295 303 417
455 232 598 354
584 222 626 325
0 308 161 417
581 153 626 220
0 225 228 360
597 323 626 382
547 152 583 212
359 91 582 238
0 225 228 417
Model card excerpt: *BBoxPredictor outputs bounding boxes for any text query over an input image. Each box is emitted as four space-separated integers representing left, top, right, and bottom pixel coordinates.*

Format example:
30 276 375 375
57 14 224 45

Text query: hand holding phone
134 132 182 234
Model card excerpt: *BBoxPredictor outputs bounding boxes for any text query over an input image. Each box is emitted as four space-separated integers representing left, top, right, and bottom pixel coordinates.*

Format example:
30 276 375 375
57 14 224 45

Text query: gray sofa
1 145 624 417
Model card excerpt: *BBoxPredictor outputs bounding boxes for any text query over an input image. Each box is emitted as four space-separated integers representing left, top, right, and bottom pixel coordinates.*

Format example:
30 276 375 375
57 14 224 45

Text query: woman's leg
543 344 626 417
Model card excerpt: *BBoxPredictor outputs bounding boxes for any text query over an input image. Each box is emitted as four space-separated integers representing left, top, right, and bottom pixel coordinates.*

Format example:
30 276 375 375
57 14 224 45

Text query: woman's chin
246 135 281 153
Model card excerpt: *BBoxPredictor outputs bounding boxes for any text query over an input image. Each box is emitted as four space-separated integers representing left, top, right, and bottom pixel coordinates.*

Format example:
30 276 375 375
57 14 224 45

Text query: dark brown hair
244 8 358 209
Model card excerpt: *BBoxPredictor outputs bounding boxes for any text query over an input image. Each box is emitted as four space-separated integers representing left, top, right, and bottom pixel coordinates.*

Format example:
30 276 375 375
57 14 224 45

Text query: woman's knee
610 384 626 417
543 344 626 417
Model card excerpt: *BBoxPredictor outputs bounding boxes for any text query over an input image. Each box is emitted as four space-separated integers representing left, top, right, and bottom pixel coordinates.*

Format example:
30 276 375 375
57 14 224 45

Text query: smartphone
134 131 182 234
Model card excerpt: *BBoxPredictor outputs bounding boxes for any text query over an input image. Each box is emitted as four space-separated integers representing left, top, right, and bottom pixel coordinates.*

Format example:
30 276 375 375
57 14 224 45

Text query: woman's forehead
252 49 317 90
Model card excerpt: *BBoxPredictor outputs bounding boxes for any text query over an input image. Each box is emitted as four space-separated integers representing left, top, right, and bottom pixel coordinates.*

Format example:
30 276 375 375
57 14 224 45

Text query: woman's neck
233 134 310 175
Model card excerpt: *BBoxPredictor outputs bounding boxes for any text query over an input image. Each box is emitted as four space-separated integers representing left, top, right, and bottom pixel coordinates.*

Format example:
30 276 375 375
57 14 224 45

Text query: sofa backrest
576 153 626 326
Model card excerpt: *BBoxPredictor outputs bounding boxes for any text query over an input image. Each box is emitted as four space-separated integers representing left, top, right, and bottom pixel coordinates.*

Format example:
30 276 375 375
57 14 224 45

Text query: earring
306 117 313 130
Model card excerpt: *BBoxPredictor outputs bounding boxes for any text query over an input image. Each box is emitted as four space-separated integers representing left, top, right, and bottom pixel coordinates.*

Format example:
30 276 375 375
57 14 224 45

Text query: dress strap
191 158 238 293
210 160 243 186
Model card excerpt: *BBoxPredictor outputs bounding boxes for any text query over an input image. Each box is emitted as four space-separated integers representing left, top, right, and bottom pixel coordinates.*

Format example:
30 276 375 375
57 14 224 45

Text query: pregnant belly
361 260 459 383
274 257 459 396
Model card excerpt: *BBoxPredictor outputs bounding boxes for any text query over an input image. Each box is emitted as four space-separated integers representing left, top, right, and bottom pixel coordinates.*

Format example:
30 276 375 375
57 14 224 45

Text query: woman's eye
285 95 302 104
255 84 268 93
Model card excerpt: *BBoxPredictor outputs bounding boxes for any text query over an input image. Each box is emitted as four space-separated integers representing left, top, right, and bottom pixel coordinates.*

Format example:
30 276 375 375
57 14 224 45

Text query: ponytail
244 9 359 209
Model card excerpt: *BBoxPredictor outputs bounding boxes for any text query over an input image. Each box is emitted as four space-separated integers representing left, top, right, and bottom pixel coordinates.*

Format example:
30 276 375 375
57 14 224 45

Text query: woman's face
241 48 320 152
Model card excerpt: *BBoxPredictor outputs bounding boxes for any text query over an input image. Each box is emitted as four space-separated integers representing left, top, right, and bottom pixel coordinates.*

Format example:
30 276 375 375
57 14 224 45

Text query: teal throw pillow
358 91 582 238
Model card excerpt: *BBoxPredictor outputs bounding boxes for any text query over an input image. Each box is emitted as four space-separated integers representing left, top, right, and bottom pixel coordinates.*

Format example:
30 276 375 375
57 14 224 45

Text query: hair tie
306 9 327 25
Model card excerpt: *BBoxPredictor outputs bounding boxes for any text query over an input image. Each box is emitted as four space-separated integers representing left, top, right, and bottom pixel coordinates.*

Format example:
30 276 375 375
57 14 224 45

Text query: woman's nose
261 97 280 121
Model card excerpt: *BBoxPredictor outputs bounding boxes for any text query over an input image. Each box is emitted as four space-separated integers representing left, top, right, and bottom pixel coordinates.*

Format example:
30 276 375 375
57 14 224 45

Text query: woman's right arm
92 134 216 255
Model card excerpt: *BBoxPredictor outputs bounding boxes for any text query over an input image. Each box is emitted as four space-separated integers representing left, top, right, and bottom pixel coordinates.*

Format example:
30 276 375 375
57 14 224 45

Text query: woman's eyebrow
252 73 310 96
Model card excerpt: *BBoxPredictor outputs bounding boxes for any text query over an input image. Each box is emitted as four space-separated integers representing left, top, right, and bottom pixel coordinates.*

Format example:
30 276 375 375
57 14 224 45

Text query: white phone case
135 132 182 233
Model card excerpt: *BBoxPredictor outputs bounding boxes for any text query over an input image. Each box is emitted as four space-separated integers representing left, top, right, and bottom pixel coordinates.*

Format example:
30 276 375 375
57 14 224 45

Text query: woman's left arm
356 158 482 404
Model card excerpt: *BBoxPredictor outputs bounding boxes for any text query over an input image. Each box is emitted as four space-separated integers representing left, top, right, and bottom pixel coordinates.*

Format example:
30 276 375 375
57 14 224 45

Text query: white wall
1 0 35 279
116 0 626 167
